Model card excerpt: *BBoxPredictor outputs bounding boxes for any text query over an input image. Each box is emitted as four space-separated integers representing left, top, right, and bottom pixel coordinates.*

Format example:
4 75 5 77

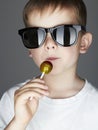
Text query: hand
13 78 49 126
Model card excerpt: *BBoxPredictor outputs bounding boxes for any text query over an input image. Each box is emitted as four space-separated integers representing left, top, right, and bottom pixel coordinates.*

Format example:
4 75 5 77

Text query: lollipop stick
40 72 45 79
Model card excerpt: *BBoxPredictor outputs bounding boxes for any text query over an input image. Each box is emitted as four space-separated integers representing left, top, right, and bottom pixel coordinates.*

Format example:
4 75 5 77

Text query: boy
0 0 98 130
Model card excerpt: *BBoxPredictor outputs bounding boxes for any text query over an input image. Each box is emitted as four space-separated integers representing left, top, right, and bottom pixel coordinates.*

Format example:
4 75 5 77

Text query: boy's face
27 7 87 75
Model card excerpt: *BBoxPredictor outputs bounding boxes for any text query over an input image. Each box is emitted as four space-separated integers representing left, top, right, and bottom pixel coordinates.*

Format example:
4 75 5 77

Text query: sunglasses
18 25 86 49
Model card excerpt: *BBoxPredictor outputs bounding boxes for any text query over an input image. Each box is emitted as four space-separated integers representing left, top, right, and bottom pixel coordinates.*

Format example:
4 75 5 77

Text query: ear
80 32 92 54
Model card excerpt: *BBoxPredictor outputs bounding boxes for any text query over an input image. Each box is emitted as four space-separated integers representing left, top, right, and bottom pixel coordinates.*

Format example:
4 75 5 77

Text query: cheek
72 46 80 61
29 49 42 67
62 45 80 64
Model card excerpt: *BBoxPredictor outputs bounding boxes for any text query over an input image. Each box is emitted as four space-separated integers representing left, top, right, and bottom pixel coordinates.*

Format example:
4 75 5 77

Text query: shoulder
0 80 30 128
0 79 30 103
85 80 98 108
83 80 98 125
86 80 98 98
0 79 30 126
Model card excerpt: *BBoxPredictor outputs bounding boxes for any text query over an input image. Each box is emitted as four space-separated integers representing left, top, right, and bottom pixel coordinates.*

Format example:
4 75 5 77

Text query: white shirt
0 80 98 130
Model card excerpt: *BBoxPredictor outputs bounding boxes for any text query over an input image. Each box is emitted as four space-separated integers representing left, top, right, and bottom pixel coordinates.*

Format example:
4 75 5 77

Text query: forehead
27 7 78 28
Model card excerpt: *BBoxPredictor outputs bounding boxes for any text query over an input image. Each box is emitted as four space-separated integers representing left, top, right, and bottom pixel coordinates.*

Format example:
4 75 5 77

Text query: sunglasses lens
21 28 45 48
53 26 76 46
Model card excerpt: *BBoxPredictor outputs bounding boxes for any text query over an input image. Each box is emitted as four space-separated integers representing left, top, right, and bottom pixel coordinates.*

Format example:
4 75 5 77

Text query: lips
46 57 60 61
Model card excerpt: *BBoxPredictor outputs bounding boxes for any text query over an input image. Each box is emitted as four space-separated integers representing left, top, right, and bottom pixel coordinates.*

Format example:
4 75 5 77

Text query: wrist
5 117 27 130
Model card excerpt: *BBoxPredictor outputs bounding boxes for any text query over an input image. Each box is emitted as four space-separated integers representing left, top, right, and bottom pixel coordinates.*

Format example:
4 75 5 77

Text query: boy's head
19 0 92 52
18 0 92 73
23 0 87 26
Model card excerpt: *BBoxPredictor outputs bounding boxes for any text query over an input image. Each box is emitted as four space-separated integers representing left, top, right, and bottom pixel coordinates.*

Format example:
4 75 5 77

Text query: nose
44 33 57 51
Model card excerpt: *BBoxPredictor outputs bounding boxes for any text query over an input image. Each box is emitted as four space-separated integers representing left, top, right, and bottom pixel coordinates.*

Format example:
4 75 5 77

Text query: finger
15 90 46 104
20 81 48 90
15 87 49 100
30 78 45 84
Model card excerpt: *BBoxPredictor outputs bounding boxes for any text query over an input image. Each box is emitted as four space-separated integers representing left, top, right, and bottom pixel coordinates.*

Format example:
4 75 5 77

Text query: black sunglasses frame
18 24 86 49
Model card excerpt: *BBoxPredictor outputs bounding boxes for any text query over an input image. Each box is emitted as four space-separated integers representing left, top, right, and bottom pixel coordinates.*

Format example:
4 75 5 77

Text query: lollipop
40 61 53 79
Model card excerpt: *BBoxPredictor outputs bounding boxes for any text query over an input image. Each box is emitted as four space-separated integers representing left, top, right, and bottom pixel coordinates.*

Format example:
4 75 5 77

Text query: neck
44 72 85 99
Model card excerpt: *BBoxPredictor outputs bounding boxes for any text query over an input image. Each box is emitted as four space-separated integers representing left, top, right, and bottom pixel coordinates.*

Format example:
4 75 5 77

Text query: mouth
46 57 60 61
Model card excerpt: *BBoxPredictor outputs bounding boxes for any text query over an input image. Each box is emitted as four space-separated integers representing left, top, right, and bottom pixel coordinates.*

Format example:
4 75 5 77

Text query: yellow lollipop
40 61 53 79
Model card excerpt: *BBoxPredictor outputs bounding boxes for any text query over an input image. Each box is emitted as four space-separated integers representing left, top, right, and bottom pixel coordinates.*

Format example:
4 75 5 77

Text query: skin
5 7 92 130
